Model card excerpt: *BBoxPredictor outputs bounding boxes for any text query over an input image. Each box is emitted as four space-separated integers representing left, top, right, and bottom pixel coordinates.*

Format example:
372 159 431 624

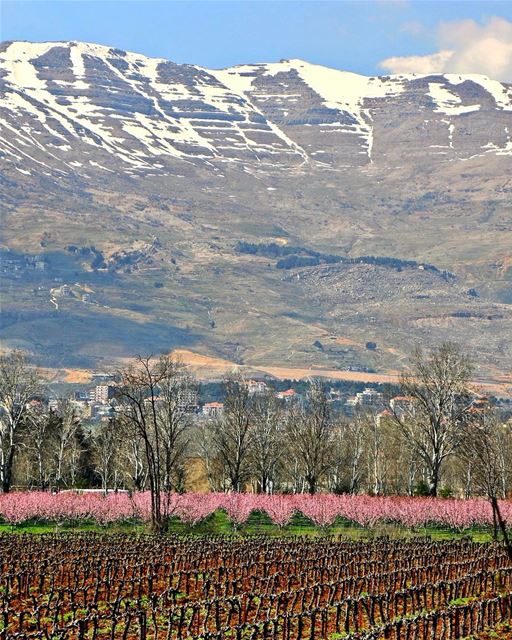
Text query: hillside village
48 374 502 426
49 376 306 423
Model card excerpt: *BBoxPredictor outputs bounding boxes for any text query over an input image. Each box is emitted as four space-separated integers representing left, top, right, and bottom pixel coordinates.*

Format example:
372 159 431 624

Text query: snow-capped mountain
1 42 512 379
1 40 511 178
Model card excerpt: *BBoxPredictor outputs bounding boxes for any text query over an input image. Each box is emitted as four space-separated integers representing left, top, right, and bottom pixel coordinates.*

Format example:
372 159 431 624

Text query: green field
0 510 497 542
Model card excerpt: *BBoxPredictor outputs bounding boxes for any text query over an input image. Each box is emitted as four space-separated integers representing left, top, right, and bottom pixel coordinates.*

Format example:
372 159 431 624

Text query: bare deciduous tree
157 361 195 492
53 398 82 488
285 381 334 494
117 355 193 531
118 357 164 530
346 419 365 495
328 418 364 494
392 342 473 497
0 351 43 492
25 405 57 490
91 417 122 494
361 411 389 496
122 432 147 491
212 375 254 492
194 420 224 491
250 392 284 493
460 409 512 558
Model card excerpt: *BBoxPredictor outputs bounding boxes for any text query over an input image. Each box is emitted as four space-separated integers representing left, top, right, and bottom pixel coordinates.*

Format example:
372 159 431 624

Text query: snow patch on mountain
215 60 413 162
68 43 88 90
428 83 481 116
1 41 511 174
444 74 512 111
211 65 263 95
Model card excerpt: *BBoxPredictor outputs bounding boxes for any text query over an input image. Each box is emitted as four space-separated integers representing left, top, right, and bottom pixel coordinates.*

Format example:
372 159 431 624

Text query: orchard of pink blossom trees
0 491 510 530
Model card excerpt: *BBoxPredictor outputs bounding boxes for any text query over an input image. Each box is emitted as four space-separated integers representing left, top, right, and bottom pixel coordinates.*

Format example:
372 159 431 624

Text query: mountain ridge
1 40 511 176
1 40 511 386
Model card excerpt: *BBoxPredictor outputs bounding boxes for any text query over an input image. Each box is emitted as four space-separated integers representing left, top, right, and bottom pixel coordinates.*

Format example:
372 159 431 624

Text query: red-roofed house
276 388 301 403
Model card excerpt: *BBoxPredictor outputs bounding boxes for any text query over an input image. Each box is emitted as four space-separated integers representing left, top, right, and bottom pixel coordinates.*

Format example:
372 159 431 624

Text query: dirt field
44 348 511 397
172 350 512 396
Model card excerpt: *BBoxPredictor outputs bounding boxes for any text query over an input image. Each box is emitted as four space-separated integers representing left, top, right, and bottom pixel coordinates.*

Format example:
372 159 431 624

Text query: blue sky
2 1 512 77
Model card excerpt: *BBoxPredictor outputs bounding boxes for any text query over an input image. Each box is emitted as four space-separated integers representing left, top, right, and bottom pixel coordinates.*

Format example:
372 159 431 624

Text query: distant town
48 372 509 426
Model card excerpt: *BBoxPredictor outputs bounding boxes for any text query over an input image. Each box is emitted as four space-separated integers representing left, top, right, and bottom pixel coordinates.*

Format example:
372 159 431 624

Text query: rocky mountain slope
1 41 511 384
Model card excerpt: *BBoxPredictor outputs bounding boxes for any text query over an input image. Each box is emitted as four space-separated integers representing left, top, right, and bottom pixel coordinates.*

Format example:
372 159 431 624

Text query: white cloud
379 17 512 81
380 50 453 75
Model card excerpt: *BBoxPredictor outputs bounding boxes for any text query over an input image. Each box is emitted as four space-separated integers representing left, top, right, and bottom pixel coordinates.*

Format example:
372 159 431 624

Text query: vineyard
1 533 511 639
1 492 511 531
3 493 511 638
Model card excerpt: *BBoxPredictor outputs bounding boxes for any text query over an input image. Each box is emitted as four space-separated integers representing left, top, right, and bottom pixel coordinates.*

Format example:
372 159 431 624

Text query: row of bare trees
0 345 511 531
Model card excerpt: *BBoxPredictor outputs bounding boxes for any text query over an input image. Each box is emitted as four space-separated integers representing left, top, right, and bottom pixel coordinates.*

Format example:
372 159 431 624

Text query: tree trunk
38 454 45 491
428 464 439 497
148 470 166 533
2 447 15 493
491 496 512 561
491 500 498 541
